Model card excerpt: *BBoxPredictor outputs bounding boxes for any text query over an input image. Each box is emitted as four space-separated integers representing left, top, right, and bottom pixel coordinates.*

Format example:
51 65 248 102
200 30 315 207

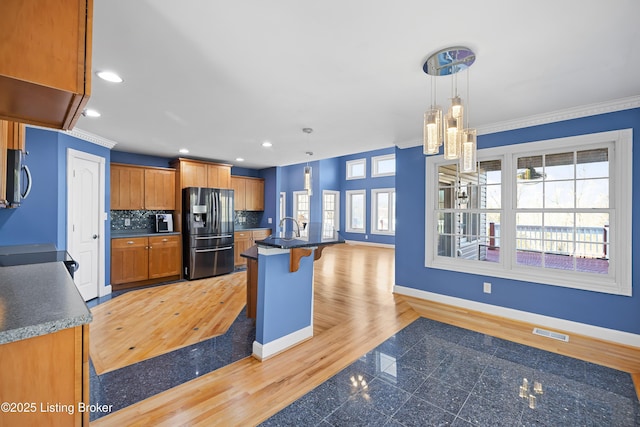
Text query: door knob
92 234 98 239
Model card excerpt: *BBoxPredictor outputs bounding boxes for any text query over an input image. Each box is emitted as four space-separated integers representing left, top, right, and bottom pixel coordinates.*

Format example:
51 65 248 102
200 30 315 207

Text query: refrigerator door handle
195 246 233 253
195 235 232 239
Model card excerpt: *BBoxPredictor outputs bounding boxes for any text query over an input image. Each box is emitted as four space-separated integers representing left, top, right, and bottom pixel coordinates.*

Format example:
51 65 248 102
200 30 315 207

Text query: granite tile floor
260 318 640 427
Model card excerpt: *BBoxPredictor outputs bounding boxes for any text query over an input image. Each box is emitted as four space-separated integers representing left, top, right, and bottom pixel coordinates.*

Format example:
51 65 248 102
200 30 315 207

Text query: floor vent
532 328 569 342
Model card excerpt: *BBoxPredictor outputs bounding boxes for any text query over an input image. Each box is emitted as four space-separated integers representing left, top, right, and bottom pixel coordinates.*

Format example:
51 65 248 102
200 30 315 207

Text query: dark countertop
0 262 92 345
240 245 258 260
255 223 344 250
234 227 272 232
111 230 181 238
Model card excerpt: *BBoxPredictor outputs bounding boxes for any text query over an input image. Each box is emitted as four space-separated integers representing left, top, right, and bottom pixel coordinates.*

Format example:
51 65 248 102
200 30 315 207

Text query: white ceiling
76 0 640 169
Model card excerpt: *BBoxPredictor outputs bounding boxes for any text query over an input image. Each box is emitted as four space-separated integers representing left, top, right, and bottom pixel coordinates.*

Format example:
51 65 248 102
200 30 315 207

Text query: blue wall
339 147 396 245
111 150 172 168
396 108 640 335
0 127 112 283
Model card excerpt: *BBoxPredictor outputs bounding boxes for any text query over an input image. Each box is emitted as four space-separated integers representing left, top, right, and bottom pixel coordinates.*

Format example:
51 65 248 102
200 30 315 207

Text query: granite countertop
0 262 92 345
234 226 272 231
255 223 344 250
111 230 181 238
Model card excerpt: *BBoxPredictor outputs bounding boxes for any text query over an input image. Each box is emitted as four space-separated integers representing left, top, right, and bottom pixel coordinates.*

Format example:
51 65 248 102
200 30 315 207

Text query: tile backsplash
111 210 173 232
234 210 263 228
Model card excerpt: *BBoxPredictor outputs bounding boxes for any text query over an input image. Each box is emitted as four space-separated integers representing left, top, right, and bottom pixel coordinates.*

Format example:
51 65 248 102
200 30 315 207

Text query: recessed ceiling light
236 157 245 162
82 109 101 118
179 148 189 154
262 141 272 147
96 70 123 83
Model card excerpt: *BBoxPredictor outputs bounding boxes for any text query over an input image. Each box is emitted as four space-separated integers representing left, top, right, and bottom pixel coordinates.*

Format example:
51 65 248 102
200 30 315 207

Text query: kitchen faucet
279 216 301 237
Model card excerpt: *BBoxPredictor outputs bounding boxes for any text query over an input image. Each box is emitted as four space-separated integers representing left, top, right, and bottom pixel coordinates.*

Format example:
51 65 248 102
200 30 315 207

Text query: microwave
155 214 173 233
4 149 32 208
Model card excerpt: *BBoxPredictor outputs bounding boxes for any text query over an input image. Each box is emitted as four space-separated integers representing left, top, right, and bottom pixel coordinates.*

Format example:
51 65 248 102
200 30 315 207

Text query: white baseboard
345 240 395 249
252 325 313 361
394 285 640 348
100 284 112 297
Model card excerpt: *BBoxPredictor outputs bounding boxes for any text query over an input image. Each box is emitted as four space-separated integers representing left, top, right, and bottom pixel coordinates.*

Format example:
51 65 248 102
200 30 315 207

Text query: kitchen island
250 223 343 360
0 250 92 426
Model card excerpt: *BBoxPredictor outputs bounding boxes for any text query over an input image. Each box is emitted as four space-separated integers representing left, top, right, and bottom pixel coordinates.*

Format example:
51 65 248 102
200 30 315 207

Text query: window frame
425 129 632 296
371 188 396 235
346 158 366 180
345 189 366 233
322 190 340 238
293 190 310 239
371 154 396 177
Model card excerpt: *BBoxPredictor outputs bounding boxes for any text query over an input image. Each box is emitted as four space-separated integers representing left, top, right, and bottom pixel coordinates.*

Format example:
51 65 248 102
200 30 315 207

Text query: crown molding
395 95 640 149
475 95 640 136
63 127 118 149
25 125 119 150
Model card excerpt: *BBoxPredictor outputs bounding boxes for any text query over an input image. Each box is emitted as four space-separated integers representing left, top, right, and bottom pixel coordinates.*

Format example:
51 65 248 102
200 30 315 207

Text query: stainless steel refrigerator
183 187 234 280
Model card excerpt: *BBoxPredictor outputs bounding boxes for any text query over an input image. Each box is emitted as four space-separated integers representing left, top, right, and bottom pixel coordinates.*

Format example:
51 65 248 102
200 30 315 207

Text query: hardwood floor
90 272 247 375
91 244 418 426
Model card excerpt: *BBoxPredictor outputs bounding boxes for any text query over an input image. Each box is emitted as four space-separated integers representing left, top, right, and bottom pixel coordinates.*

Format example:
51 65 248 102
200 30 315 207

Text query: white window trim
322 190 340 238
371 188 395 235
346 189 366 233
293 190 310 240
372 154 396 177
346 158 366 180
425 129 632 296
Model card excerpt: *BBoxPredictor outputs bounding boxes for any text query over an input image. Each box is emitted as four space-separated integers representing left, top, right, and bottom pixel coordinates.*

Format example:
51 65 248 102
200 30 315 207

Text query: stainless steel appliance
183 187 234 279
155 213 174 233
4 149 32 208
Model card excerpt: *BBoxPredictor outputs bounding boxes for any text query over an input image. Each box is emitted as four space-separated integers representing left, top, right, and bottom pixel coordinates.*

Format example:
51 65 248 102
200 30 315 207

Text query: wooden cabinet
234 229 271 267
111 165 145 210
231 176 265 211
0 120 26 207
0 325 90 426
0 0 93 130
207 164 231 188
145 168 176 210
111 237 148 284
110 163 175 210
148 235 181 279
111 235 181 287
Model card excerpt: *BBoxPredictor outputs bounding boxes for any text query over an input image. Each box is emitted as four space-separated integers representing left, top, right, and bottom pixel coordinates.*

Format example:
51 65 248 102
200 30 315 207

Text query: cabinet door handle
127 241 135 245
162 238 168 242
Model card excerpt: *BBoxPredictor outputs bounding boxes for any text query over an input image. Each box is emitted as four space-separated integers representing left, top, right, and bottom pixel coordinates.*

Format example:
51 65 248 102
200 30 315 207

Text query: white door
293 191 310 239
67 149 105 301
322 190 340 238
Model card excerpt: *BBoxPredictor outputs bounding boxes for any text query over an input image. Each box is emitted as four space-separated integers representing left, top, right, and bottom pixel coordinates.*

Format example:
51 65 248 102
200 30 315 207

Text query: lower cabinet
234 229 271 267
0 325 89 426
111 235 181 287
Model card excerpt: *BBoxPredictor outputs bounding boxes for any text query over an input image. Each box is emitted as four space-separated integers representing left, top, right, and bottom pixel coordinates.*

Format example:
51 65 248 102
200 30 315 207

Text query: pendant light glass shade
460 129 477 173
423 106 442 154
444 114 461 160
304 165 312 195
450 95 464 120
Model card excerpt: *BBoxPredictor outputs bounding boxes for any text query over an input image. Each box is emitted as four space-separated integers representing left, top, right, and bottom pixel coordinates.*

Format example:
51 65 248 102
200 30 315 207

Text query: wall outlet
483 282 492 294
124 218 131 226
268 217 272 224
365 235 369 240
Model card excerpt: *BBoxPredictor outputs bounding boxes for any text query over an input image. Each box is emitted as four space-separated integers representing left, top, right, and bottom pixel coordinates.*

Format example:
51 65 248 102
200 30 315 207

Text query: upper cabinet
231 176 264 211
0 0 93 130
170 158 231 190
111 164 175 210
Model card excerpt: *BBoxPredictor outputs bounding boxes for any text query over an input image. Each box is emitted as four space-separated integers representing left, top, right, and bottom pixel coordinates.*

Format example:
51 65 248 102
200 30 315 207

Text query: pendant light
423 47 477 171
302 128 313 195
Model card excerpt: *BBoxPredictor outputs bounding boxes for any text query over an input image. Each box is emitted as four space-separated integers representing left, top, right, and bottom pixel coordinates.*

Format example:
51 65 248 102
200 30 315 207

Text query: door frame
66 148 108 297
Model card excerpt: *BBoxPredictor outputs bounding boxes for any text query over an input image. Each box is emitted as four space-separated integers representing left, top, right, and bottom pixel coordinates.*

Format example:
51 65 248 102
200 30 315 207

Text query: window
293 191 310 239
322 190 340 238
372 154 396 177
346 159 366 180
346 190 366 233
425 129 632 296
371 188 396 235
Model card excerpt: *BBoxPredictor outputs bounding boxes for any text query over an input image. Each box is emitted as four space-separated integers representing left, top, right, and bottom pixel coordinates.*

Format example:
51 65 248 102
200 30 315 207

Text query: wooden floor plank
90 272 247 374
91 244 417 426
